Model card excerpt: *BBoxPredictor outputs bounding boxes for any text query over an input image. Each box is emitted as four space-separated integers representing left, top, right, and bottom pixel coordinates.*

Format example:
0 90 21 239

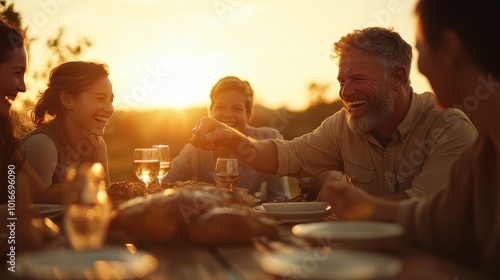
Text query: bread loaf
187 207 279 245
110 184 274 244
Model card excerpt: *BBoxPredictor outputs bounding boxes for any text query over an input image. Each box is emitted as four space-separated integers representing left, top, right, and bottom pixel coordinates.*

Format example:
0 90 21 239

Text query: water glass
152 144 171 184
133 148 160 188
214 158 239 191
63 162 112 251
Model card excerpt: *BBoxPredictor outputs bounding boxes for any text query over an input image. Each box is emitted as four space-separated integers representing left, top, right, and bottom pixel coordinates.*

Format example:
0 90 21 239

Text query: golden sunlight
110 51 232 110
14 0 428 111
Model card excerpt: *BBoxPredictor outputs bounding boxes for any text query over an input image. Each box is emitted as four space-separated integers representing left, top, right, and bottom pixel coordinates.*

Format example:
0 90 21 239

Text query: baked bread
186 206 279 245
110 184 270 244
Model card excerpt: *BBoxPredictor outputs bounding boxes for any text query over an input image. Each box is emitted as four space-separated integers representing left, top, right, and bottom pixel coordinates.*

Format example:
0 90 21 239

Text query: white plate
292 221 403 249
31 204 65 219
16 246 159 280
262 202 329 212
260 249 402 279
255 205 328 223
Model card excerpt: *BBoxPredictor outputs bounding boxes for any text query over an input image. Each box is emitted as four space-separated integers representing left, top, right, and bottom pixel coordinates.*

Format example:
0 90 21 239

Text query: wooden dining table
2 214 486 279
139 217 488 280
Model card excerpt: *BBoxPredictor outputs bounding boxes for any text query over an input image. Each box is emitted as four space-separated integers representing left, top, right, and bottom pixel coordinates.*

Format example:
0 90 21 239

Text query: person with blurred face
165 76 290 201
0 35 26 118
21 61 115 186
0 18 47 202
317 0 500 277
191 27 477 200
0 18 47 260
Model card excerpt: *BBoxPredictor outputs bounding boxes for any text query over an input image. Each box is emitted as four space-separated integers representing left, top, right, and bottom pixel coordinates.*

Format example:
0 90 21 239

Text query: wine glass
214 158 239 191
133 148 160 188
64 162 112 251
152 144 171 184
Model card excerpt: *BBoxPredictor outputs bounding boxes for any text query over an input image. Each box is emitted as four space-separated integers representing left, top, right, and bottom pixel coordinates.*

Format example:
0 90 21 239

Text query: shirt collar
396 91 424 139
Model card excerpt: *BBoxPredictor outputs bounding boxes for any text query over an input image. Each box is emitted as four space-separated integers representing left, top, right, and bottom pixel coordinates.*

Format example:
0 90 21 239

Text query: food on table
108 180 255 206
186 206 279 245
109 181 276 245
107 181 161 205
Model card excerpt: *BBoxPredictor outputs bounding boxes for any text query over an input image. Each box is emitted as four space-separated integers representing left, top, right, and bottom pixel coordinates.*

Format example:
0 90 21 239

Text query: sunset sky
14 0 429 111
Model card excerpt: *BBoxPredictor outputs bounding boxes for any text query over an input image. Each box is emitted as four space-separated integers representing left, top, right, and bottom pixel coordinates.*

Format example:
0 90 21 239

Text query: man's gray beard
346 83 394 134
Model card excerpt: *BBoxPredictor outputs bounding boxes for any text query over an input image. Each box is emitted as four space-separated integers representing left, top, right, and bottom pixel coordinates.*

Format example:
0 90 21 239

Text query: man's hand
190 117 236 150
318 180 376 220
318 180 399 222
190 116 279 174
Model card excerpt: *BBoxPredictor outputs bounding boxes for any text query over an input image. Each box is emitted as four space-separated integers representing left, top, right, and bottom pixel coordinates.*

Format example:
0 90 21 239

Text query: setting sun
109 52 227 110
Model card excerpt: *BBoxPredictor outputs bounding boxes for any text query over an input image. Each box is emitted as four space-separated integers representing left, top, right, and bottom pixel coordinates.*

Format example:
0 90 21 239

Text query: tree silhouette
1 2 93 137
0 2 34 53
307 82 331 106
34 27 92 80
1 2 20 25
1 2 92 80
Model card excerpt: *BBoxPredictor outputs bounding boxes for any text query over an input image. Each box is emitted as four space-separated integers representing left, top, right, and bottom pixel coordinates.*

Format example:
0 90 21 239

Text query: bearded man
190 27 477 200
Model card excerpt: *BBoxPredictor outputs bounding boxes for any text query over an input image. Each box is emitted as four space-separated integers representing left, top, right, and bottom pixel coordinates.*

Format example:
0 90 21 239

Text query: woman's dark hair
31 61 109 126
416 0 500 78
0 17 24 63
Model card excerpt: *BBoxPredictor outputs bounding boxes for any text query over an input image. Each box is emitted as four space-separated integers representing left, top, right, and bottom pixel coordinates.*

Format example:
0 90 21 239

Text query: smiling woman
20 61 114 187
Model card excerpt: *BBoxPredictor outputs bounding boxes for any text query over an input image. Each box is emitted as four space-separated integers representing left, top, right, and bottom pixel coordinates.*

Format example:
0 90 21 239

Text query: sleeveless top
20 119 100 184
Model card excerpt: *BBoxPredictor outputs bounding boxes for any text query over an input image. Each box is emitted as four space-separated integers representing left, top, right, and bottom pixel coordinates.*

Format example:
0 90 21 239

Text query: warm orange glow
125 243 138 254
14 0 429 111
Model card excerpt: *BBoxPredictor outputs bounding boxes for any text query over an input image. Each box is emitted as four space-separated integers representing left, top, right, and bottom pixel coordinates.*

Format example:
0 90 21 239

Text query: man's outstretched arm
190 117 279 174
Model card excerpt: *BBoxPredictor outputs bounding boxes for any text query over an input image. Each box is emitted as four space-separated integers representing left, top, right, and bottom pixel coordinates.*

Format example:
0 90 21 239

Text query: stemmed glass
133 148 160 188
152 144 171 185
214 158 239 191
64 162 112 251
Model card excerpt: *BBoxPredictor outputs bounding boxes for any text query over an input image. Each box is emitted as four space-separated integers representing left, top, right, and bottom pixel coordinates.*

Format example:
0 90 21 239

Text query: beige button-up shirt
272 92 477 197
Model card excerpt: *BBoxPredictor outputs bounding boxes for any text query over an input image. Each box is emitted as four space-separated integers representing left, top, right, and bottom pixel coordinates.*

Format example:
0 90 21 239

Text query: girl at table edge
317 0 500 277
20 61 114 188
